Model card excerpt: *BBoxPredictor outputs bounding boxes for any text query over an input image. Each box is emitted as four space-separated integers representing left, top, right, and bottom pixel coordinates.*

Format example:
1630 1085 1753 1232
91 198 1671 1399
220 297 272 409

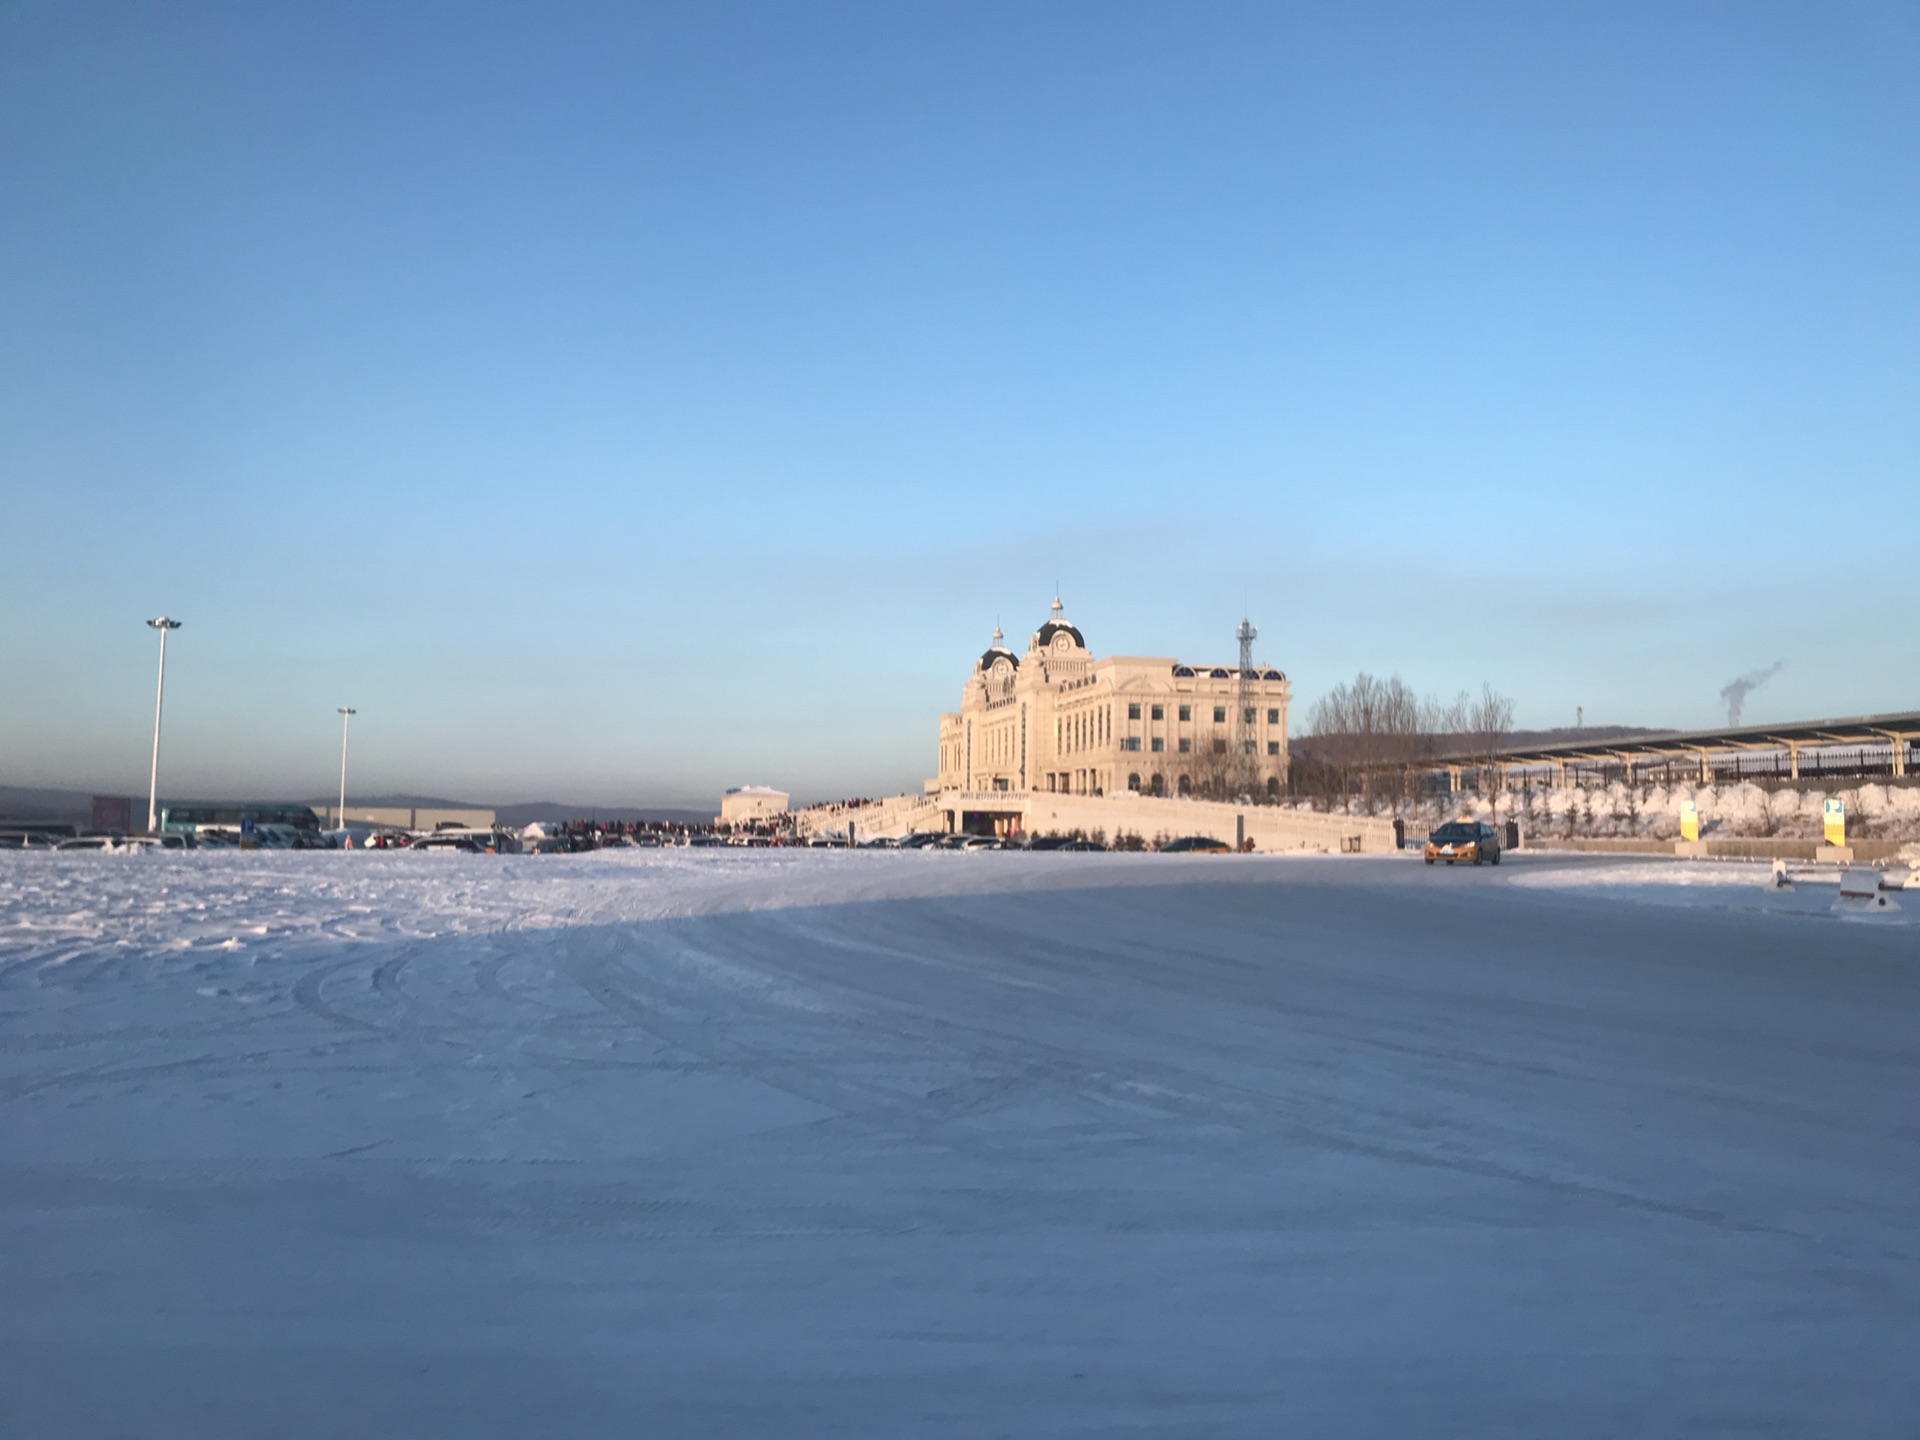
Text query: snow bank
1298 778 1920 842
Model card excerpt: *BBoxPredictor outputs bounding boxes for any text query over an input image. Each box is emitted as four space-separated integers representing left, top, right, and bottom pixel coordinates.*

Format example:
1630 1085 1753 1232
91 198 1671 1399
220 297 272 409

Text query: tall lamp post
336 707 357 829
145 617 182 834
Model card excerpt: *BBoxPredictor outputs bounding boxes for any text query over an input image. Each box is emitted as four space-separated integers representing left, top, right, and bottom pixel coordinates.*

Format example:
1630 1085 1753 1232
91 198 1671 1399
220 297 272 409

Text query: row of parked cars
0 830 196 852
4 821 1249 857
856 832 1235 853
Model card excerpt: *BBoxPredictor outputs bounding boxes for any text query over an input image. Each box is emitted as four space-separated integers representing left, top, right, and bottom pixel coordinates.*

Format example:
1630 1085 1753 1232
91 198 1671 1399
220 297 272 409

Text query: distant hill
311 796 718 825
299 793 485 811
1292 725 1669 763
493 802 714 826
0 785 715 828
1504 726 1668 748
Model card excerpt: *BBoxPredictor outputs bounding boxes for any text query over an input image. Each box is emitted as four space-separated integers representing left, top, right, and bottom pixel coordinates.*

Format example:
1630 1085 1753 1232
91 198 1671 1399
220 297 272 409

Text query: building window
1128 773 1141 792
1178 774 1191 795
1127 702 1141 720
1178 738 1191 753
1267 741 1280 756
1150 704 1163 721
1213 706 1226 723
1212 738 1227 754
1267 777 1280 797
1243 707 1256 724
1122 736 1141 751
1267 708 1279 724
1150 773 1164 796
1243 740 1256 755
1178 705 1190 722
1150 737 1164 752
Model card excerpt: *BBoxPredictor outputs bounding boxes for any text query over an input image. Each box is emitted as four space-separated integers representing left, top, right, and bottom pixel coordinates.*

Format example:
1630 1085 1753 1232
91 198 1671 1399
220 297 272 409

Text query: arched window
1178 774 1191 796
1127 773 1141 792
1266 777 1279 798
1150 773 1164 796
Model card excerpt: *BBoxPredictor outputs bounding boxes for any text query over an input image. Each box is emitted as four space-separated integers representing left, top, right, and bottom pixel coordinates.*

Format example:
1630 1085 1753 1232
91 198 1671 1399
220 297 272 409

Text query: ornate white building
935 598 1291 801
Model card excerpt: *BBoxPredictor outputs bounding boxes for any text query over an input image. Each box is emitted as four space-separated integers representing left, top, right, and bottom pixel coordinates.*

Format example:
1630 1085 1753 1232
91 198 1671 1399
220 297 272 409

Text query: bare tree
1303 674 1514 818
1307 672 1433 813
1182 735 1244 804
1465 682 1515 820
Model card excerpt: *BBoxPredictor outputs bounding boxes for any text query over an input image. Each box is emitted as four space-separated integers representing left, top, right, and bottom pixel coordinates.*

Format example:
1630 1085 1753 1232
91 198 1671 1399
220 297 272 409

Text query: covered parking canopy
1414 710 1920 785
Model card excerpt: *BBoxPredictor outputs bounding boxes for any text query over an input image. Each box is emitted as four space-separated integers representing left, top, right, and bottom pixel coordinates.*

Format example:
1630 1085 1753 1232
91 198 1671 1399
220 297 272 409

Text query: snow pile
1506 855 1915 924
1301 778 1920 842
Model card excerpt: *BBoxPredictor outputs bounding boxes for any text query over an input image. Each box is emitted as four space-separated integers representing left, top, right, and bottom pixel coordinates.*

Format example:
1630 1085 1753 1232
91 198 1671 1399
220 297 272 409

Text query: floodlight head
338 706 357 716
147 617 182 631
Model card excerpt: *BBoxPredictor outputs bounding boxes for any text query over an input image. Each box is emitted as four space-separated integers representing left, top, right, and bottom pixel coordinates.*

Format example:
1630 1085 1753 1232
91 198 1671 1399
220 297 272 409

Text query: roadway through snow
0 849 1915 1436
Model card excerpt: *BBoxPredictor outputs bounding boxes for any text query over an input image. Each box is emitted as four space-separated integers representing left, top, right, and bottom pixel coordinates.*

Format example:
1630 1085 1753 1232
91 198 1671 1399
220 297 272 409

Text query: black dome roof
1034 620 1085 650
979 647 1019 672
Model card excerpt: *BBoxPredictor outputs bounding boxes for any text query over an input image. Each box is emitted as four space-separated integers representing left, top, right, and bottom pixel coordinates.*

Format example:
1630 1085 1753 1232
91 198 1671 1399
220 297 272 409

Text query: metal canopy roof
1425 710 1920 768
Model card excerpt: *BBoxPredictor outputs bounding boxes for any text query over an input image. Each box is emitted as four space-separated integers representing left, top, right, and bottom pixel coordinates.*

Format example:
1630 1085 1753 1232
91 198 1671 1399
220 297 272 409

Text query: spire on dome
1032 592 1086 653
977 621 1019 674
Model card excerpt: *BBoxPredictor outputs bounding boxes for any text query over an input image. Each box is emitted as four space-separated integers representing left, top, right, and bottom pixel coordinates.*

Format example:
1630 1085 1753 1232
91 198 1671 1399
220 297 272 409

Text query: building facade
935 599 1291 801
719 786 790 826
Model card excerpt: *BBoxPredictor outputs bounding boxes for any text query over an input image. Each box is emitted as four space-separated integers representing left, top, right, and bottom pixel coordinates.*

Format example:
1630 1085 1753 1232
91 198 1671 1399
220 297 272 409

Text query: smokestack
1719 661 1784 727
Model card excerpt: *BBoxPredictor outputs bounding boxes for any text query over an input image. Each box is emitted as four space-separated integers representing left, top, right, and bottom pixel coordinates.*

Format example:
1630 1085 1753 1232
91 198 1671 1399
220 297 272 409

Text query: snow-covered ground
1 848 1915 1436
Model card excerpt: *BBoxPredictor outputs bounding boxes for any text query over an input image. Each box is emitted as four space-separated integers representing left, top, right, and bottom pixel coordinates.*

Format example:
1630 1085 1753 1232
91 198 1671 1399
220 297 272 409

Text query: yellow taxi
1424 821 1502 866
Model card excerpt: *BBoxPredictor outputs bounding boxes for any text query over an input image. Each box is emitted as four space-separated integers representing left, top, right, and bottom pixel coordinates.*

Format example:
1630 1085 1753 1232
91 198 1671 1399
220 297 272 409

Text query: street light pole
337 707 356 829
145 617 182 834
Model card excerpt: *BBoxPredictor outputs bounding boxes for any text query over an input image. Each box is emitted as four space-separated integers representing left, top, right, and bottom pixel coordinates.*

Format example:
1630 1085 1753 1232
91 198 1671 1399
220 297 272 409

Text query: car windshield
1432 824 1476 841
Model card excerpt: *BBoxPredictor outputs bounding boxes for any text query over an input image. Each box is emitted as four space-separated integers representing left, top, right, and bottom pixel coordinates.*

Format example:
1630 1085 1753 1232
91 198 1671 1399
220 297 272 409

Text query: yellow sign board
1679 801 1699 843
1823 798 1846 848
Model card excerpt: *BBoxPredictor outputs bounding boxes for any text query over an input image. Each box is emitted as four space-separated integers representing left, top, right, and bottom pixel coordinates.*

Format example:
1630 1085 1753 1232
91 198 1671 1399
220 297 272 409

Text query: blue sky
3 1 1915 806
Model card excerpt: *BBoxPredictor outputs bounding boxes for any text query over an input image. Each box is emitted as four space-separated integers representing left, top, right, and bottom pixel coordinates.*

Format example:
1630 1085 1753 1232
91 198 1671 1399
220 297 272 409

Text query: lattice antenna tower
1235 616 1258 794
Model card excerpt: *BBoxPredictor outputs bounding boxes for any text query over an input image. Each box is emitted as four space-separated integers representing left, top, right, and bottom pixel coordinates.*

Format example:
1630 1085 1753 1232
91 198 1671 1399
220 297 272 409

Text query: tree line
1298 674 1516 813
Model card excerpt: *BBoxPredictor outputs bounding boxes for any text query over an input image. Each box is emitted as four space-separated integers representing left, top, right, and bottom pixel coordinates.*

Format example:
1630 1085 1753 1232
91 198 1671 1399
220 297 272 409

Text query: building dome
977 624 1020 673
1032 595 1085 651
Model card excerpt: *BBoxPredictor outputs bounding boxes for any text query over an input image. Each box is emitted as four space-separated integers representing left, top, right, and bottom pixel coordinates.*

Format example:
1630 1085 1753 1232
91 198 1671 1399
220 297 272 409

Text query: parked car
1057 838 1106 852
1424 821 1501 866
55 833 182 852
1160 835 1232 853
897 832 944 849
412 827 521 854
0 830 72 850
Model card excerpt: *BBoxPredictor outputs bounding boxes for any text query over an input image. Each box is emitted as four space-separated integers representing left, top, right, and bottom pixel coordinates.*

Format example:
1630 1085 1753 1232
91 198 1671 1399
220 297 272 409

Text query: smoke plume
1720 661 1783 727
